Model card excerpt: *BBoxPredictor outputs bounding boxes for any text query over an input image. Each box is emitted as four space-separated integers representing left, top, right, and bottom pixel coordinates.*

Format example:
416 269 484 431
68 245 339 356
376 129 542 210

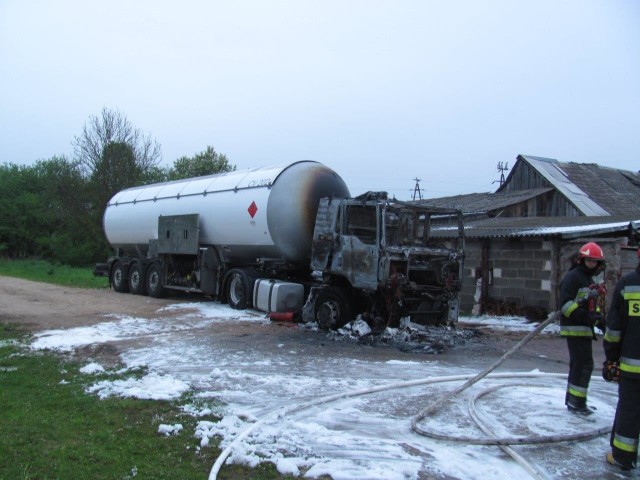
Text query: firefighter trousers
610 377 640 468
565 337 593 407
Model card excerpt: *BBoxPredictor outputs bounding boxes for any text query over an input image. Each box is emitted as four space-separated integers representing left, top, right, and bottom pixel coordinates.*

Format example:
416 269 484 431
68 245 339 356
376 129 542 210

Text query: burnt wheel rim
317 300 340 328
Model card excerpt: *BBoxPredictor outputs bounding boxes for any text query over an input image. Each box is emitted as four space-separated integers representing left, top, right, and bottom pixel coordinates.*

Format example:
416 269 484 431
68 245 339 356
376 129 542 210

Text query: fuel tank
103 161 350 264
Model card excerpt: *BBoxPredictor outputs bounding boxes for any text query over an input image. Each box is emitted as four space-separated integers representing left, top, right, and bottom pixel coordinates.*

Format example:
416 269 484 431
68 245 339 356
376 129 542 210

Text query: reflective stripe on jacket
604 268 640 379
559 264 595 338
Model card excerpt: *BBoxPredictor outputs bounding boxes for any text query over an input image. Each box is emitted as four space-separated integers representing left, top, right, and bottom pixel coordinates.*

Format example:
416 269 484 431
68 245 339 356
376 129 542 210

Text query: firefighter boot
567 403 596 416
606 451 636 471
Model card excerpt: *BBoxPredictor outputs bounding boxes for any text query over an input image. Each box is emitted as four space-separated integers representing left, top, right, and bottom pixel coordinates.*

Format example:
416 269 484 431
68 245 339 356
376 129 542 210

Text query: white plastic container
253 279 304 313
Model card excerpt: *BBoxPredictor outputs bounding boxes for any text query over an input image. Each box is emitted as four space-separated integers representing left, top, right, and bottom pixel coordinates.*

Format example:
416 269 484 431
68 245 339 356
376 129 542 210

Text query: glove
602 360 621 382
577 290 600 308
587 289 600 300
571 306 589 323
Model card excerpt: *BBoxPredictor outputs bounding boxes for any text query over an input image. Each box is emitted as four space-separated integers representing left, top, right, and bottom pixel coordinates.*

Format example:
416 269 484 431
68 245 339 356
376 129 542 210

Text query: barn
422 154 640 318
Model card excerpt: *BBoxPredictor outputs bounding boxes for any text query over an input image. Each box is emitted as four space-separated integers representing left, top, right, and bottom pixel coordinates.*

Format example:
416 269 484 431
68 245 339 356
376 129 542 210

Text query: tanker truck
94 161 465 330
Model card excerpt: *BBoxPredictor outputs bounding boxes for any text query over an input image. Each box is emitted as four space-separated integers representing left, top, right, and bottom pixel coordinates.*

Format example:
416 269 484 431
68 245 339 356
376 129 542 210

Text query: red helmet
578 242 604 260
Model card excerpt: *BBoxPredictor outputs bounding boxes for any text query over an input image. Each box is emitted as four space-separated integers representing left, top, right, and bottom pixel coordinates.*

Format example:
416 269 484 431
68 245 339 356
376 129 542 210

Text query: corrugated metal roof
622 171 640 187
416 187 553 214
424 155 640 219
556 161 640 216
421 154 640 240
431 216 640 240
519 155 610 216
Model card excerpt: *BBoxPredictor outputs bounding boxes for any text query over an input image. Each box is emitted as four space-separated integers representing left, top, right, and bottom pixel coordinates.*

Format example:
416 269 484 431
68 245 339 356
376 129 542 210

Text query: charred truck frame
95 161 465 330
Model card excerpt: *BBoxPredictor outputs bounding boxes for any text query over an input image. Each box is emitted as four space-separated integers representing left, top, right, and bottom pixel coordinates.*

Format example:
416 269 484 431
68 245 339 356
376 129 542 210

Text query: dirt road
0 274 608 372
0 276 620 480
0 276 176 331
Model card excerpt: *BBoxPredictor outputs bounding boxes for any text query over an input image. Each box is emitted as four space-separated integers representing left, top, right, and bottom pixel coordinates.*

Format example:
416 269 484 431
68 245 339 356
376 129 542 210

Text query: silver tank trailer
103 161 350 265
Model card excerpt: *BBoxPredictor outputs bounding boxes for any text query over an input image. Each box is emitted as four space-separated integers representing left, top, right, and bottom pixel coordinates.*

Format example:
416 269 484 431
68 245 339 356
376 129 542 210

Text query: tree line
0 107 235 267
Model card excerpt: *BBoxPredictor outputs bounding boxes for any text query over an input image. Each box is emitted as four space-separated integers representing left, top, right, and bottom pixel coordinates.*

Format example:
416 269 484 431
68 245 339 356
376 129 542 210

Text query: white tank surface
103 161 350 264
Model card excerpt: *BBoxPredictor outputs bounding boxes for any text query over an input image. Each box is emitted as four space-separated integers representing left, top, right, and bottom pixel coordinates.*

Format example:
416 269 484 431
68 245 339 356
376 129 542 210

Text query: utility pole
411 177 423 201
493 162 509 186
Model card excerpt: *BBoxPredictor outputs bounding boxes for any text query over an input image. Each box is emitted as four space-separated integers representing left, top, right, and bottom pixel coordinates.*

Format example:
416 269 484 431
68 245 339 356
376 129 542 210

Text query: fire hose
209 312 613 480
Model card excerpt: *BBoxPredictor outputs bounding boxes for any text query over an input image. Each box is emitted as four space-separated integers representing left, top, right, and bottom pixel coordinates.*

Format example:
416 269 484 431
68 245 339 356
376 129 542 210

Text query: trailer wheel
111 261 129 293
146 263 167 298
315 287 352 330
128 262 147 295
226 269 252 309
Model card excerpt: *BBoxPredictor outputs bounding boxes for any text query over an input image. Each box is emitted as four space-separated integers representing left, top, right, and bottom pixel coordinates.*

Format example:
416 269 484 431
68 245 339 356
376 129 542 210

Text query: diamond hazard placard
247 201 258 218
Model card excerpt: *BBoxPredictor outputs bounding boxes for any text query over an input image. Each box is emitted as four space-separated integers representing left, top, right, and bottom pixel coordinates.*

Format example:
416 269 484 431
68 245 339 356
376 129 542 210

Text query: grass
0 258 109 289
0 324 295 480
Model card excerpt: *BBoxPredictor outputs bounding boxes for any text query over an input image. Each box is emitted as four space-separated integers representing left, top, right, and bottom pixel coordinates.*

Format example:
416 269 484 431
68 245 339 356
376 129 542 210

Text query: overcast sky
1 1 638 199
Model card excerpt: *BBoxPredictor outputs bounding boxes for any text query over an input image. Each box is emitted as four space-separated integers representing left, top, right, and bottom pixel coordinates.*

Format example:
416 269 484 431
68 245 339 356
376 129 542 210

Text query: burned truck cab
308 192 465 330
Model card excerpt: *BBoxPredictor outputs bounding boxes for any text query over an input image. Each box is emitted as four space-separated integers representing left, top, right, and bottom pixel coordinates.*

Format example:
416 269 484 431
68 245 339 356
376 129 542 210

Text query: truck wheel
146 263 167 298
128 262 147 295
315 287 352 330
110 261 129 293
226 269 251 309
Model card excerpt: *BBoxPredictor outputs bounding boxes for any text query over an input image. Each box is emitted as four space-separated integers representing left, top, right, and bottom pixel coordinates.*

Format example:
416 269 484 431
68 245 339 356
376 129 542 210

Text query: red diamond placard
248 201 258 218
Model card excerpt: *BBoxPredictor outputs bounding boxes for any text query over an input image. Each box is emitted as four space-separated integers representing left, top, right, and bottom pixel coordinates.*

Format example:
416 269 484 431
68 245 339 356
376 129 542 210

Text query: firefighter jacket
559 263 597 338
604 265 640 379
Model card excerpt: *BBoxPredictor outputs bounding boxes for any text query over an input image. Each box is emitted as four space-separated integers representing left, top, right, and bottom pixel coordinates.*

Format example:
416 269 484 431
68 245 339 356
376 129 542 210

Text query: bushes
0 159 108 266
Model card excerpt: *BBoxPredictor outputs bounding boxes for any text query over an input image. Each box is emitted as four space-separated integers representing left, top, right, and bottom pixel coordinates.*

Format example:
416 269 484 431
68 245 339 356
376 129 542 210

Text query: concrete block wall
459 238 552 315
488 239 552 309
458 236 630 317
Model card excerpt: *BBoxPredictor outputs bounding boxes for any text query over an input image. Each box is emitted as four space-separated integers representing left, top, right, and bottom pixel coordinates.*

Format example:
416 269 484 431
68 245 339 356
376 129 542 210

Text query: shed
420 155 640 317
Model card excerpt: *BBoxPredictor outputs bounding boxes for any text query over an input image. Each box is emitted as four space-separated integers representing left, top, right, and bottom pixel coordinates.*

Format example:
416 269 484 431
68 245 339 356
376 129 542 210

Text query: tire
110 261 129 293
128 262 147 295
314 287 353 330
146 262 167 298
226 269 252 309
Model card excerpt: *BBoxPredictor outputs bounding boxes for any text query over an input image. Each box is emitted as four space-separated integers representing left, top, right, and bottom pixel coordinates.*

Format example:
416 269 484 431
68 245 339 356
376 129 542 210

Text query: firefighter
559 242 605 415
603 246 640 471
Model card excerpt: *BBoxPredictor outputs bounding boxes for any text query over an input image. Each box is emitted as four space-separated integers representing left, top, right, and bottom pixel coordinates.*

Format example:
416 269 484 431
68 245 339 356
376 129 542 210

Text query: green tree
0 157 105 265
90 141 140 212
168 146 235 180
34 157 108 265
140 165 171 184
72 107 163 257
73 107 161 211
73 107 161 181
0 163 43 258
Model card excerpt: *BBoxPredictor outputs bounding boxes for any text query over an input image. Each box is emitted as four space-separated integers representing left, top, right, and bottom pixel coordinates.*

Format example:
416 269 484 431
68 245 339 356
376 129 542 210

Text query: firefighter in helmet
603 246 640 470
559 242 605 415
